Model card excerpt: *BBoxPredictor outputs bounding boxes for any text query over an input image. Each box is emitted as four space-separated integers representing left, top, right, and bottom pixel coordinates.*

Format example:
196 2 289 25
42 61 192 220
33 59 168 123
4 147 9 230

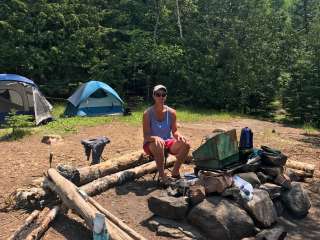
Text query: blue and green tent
64 81 124 117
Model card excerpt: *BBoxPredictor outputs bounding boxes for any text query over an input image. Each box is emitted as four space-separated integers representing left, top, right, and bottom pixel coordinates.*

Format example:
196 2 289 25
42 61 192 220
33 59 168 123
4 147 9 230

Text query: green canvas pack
192 129 239 170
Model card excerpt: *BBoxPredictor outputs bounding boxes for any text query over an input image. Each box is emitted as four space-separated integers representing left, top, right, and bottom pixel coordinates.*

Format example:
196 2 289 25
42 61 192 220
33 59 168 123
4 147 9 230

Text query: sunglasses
154 92 167 97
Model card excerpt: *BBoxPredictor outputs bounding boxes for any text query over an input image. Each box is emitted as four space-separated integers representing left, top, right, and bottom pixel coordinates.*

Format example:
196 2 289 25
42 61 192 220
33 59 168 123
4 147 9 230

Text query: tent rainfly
64 81 124 117
0 74 53 125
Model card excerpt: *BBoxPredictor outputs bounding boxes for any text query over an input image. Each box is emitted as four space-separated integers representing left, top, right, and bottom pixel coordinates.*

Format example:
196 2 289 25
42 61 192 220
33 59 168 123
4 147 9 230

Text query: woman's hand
175 133 187 143
153 136 165 147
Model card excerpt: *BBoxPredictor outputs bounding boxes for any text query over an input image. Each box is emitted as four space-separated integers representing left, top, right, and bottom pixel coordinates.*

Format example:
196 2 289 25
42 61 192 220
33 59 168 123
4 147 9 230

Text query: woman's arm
171 109 187 143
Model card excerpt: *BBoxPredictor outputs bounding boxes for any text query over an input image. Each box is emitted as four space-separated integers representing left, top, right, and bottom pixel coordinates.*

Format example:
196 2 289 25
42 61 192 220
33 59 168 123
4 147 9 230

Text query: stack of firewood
11 150 179 240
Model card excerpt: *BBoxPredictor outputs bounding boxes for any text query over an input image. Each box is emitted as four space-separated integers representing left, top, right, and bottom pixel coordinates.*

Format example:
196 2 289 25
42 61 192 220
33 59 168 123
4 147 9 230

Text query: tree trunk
9 210 40 240
80 155 176 196
47 169 134 240
175 0 183 39
25 206 59 240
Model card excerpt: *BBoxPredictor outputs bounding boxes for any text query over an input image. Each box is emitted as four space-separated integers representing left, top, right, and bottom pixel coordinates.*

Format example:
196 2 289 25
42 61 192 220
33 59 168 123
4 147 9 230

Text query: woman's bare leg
170 141 190 177
148 142 167 179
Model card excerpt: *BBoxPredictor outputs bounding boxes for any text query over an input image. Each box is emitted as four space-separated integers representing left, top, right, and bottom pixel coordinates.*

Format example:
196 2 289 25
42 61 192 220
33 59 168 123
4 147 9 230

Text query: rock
260 166 284 177
41 134 63 144
222 186 241 200
236 172 261 188
285 169 306 182
281 182 311 217
243 189 277 228
148 195 189 220
310 180 320 193
273 199 285 217
188 197 255 240
259 183 282 199
145 216 206 239
256 172 273 184
273 174 291 189
256 226 287 240
187 185 205 206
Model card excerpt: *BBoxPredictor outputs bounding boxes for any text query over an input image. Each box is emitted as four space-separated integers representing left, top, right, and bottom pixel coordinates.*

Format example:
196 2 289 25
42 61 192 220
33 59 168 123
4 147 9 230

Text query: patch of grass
303 122 318 135
176 107 243 122
51 102 66 118
39 116 117 135
0 128 32 140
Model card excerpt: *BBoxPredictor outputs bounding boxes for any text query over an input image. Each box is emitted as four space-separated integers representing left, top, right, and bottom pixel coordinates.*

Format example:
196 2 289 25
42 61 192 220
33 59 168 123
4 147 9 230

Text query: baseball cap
153 84 167 94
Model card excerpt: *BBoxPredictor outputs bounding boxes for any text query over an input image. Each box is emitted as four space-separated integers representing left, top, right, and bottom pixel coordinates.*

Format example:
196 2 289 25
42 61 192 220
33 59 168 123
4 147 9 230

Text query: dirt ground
0 118 319 240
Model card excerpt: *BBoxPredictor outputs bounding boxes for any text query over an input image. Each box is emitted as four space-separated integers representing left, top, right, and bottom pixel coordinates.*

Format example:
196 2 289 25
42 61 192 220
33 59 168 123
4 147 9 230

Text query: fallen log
32 150 149 187
78 150 150 185
9 210 40 240
16 151 150 208
286 160 315 176
80 155 176 196
286 168 313 181
47 168 134 240
25 205 59 240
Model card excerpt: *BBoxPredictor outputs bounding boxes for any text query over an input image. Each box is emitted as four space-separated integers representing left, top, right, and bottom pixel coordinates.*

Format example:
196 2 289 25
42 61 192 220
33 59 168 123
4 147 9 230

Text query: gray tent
0 74 52 125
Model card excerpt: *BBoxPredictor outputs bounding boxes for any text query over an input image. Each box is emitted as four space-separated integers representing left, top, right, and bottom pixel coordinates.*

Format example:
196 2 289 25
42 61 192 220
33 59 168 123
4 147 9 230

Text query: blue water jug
239 127 253 149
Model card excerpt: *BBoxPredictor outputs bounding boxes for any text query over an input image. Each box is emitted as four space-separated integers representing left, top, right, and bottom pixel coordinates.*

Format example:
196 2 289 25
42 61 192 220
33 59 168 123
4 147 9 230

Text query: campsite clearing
0 118 319 239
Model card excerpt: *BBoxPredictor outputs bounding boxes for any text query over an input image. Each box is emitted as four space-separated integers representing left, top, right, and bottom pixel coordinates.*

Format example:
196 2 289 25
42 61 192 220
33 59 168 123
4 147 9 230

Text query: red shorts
143 139 176 156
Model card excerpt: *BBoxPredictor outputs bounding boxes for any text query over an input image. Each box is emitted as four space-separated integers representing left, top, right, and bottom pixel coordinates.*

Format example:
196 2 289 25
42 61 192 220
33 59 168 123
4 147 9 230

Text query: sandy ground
0 118 319 239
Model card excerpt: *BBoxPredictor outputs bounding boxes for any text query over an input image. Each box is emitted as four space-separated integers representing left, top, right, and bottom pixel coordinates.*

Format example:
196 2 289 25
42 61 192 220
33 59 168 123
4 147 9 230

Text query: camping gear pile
147 128 314 239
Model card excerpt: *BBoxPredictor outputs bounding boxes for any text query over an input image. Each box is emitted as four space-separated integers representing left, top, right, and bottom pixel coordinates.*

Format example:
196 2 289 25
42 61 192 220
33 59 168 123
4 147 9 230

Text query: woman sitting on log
142 84 190 184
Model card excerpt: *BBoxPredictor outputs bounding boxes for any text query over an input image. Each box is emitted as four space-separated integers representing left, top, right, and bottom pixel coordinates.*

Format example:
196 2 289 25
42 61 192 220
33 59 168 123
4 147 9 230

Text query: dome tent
64 81 124 117
0 74 53 125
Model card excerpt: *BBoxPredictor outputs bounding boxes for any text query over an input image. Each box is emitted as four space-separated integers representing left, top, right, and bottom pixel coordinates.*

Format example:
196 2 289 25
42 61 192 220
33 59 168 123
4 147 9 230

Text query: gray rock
259 183 282 199
256 226 287 240
148 195 189 220
243 189 277 228
188 197 255 240
309 180 320 193
41 134 63 144
236 172 261 187
273 199 285 217
281 182 311 217
145 216 206 239
187 185 205 206
222 186 241 200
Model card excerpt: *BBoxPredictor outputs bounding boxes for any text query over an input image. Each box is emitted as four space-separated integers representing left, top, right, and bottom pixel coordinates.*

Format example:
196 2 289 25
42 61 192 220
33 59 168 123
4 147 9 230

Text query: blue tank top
148 106 172 141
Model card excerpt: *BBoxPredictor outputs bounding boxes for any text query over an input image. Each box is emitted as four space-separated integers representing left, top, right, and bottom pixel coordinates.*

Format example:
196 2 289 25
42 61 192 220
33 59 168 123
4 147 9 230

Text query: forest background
0 0 319 127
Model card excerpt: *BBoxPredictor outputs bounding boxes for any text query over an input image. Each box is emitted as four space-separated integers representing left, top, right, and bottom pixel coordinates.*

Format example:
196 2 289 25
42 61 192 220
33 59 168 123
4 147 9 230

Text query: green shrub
1 110 34 139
